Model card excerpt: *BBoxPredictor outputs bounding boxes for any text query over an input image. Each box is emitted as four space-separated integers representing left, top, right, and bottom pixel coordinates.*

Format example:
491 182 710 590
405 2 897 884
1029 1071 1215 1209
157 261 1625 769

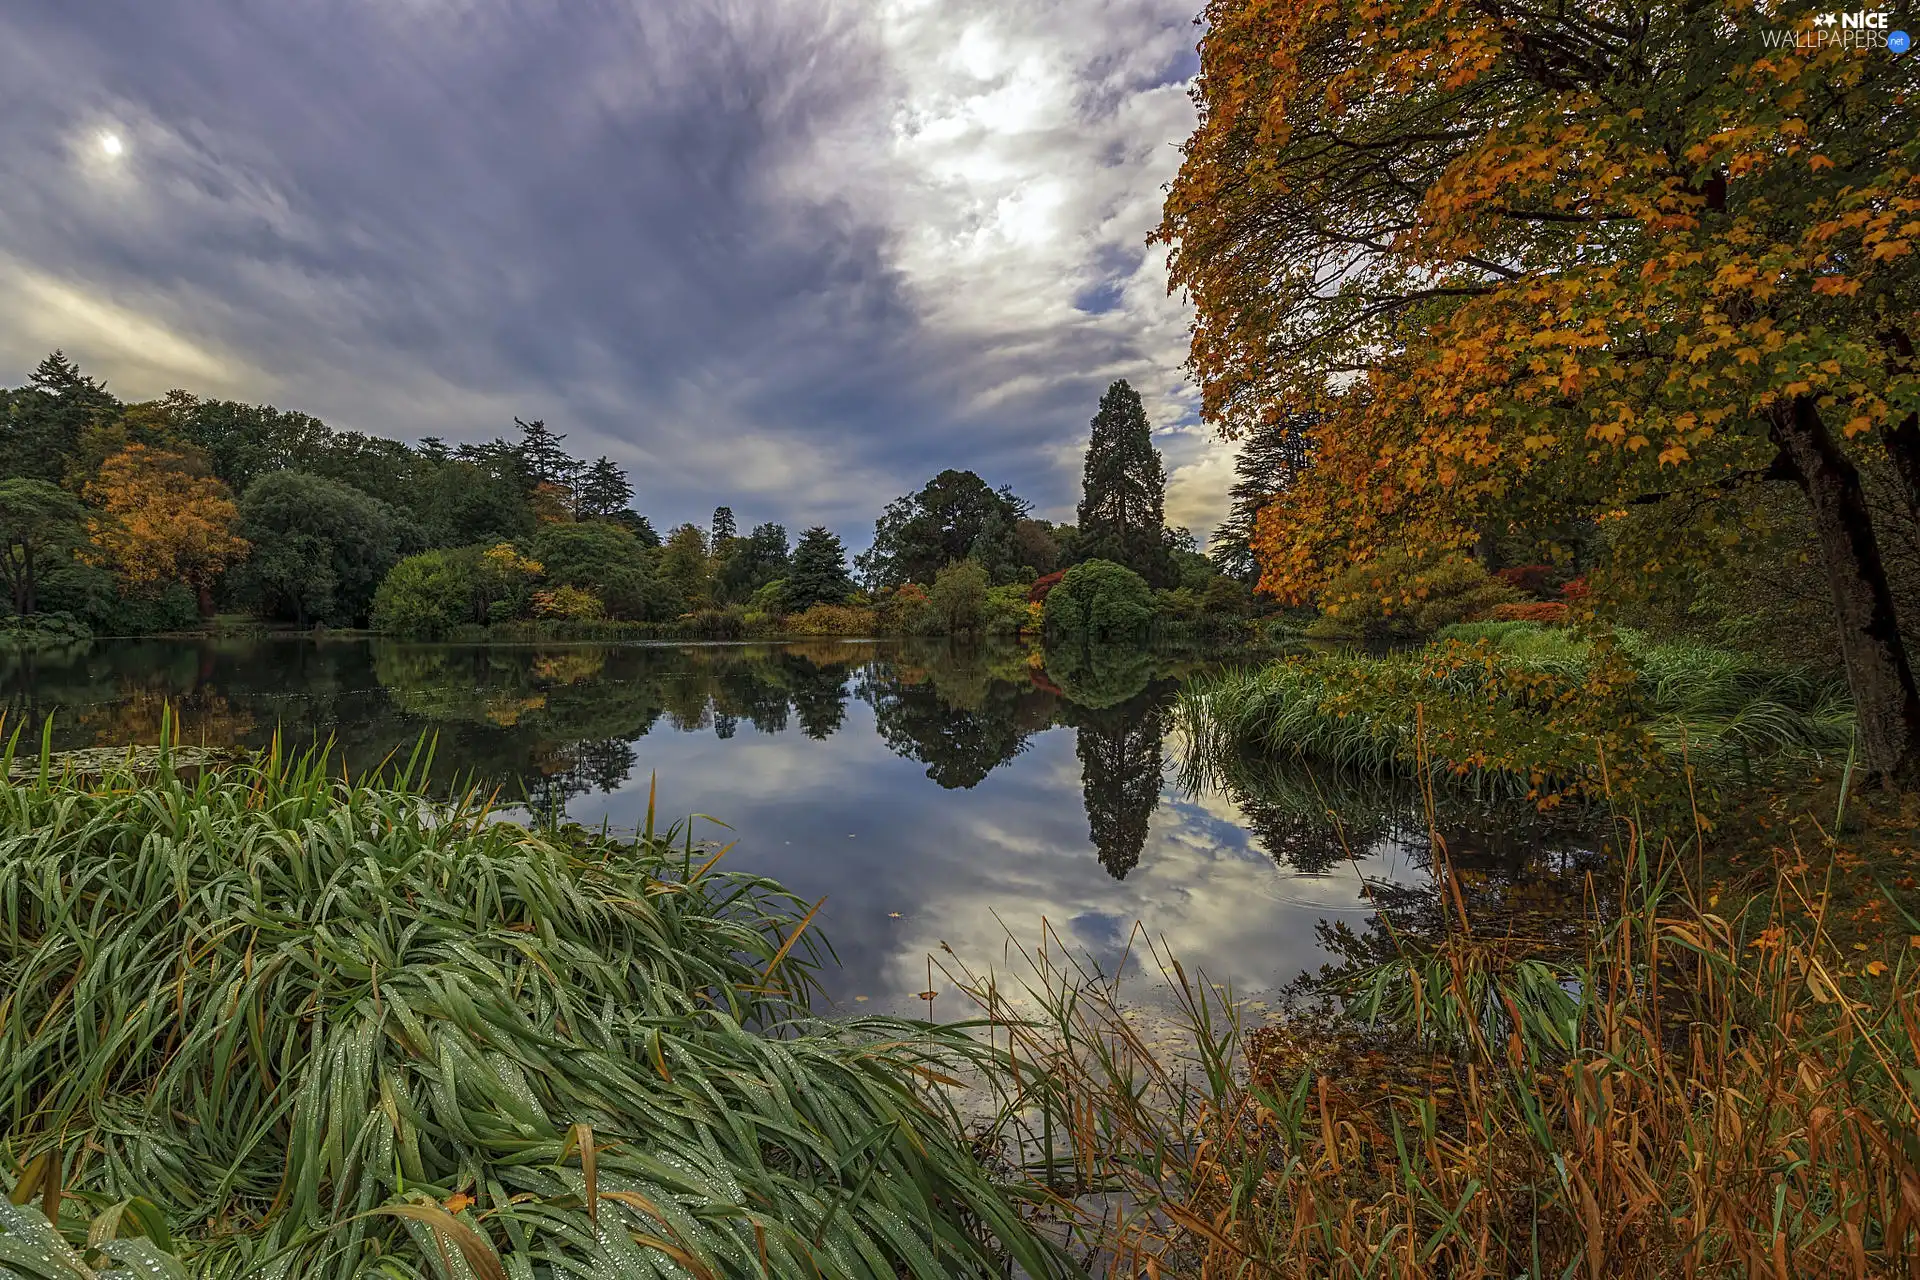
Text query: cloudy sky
0 0 1232 549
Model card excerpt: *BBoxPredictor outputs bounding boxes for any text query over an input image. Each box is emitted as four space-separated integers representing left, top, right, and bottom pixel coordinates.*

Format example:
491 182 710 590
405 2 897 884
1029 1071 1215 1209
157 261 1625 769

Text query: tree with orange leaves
1159 0 1920 780
85 443 249 615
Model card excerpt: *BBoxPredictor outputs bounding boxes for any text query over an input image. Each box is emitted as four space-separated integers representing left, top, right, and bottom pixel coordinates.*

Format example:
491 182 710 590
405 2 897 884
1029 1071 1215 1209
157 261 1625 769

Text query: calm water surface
0 637 1592 1014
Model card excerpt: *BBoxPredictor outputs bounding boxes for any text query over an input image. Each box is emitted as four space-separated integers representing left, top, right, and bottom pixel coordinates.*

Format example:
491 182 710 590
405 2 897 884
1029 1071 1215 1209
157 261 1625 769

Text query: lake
0 636 1597 1015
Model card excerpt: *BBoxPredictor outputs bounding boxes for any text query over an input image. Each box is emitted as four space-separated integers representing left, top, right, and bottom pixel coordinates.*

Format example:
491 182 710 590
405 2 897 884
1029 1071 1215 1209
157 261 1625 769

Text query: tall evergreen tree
710 505 737 545
1075 380 1172 586
575 457 633 519
513 417 576 489
1209 411 1317 583
785 527 853 612
3 351 117 485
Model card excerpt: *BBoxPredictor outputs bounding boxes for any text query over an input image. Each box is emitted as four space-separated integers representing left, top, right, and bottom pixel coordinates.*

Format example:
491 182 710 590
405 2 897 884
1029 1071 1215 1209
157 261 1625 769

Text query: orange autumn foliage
1159 0 1919 605
85 444 248 611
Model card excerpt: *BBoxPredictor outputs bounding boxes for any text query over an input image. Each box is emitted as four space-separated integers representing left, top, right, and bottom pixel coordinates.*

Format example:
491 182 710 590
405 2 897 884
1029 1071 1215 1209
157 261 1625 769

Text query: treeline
0 354 1264 642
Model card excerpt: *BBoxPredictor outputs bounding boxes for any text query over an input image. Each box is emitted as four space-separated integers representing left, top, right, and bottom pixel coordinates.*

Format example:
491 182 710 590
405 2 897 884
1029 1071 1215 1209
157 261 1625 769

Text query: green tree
418 460 535 547
929 560 990 635
716 521 789 604
2 352 118 484
232 472 421 627
785 527 854 612
1043 559 1155 640
856 470 1029 588
513 417 577 490
370 549 478 637
1076 381 1172 586
659 523 712 609
0 479 88 615
711 506 737 546
575 457 633 520
531 521 676 621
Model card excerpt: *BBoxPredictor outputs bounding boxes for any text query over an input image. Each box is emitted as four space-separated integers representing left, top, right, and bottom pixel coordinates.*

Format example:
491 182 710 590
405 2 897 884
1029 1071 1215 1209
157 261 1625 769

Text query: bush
984 583 1032 635
783 603 876 636
929 560 991 634
877 583 935 635
1493 563 1562 596
0 611 90 650
371 548 478 638
1490 600 1571 623
531 584 605 620
1043 559 1155 639
1028 570 1067 604
1306 550 1520 644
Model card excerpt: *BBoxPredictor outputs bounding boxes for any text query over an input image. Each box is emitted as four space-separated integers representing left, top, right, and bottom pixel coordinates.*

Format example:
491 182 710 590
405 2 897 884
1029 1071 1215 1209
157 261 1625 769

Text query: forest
0 356 1260 645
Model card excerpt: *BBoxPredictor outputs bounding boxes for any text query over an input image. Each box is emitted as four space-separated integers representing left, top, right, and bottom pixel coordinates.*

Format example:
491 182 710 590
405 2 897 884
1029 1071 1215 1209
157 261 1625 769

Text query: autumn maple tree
85 443 250 615
1160 0 1920 779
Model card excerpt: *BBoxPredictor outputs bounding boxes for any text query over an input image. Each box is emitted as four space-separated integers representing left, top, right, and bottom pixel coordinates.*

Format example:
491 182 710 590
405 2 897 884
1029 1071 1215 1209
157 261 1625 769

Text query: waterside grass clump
1178 624 1854 812
0 734 1069 1279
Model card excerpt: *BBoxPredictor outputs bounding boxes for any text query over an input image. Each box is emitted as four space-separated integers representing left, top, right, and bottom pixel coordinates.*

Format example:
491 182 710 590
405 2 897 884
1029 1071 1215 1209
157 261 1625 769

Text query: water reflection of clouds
573 704 1394 1020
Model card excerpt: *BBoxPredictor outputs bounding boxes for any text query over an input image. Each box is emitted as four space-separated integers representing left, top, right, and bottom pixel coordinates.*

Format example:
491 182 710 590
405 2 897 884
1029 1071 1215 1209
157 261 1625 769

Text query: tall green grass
1181 624 1854 806
0 728 1068 1279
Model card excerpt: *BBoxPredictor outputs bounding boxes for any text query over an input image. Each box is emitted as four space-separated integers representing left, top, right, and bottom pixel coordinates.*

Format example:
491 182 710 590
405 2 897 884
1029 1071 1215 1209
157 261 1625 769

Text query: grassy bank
1178 623 1854 813
0 738 1068 1278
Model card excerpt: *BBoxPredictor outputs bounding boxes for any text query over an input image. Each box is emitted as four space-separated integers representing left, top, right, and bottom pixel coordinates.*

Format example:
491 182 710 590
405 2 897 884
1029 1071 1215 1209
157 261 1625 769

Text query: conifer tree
785 526 853 612
1209 411 1316 582
575 457 633 519
513 417 576 489
711 505 737 546
1075 380 1172 586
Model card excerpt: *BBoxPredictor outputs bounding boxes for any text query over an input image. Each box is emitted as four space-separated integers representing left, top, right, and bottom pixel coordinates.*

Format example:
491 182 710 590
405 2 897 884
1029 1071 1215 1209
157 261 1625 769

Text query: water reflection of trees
0 636 1205 878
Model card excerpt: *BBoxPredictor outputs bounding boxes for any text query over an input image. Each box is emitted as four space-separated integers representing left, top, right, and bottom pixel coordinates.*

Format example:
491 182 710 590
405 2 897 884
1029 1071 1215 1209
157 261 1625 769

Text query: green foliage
857 470 1029 588
983 583 1032 635
658 523 713 608
370 548 480 638
716 521 790 604
1305 550 1520 645
529 520 675 622
572 456 633 520
0 352 116 485
231 471 421 627
1043 559 1155 640
929 560 991 635
0 611 90 651
0 478 88 616
785 527 854 612
0 749 1070 1278
784 603 877 636
1075 381 1173 586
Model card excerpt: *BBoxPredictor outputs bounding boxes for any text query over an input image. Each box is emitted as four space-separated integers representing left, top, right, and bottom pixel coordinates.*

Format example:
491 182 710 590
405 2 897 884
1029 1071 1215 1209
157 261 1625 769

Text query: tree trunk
196 582 215 618
21 544 33 616
1772 395 1920 784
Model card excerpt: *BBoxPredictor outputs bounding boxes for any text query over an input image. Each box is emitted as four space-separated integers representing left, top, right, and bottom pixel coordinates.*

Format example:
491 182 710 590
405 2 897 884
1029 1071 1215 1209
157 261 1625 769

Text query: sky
0 0 1234 551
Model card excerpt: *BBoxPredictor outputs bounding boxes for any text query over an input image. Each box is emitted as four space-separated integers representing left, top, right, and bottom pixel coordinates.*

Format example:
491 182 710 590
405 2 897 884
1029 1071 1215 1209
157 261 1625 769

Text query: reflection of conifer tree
861 666 1035 788
790 665 849 740
713 712 737 740
1057 677 1177 880
573 738 637 794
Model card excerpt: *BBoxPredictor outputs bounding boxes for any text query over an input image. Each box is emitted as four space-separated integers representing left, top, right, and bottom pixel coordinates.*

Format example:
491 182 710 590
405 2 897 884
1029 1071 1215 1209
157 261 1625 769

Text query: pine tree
4 351 116 485
1209 411 1317 582
1075 380 1172 586
513 417 576 489
711 505 737 546
575 457 633 519
785 526 853 612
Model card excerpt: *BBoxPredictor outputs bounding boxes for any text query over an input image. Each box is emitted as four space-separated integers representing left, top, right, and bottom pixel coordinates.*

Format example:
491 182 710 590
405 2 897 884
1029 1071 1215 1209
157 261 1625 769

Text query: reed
0 722 1069 1279
952 824 1920 1277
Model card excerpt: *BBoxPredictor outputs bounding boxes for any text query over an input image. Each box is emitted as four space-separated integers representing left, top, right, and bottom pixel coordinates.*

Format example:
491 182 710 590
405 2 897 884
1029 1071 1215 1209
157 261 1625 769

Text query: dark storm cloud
0 0 1212 542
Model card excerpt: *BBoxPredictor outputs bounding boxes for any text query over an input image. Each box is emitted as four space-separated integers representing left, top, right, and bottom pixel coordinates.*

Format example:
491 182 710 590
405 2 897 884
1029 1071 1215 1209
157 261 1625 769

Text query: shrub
984 583 1032 634
371 548 479 638
1306 549 1520 644
1043 559 1155 639
783 603 876 635
876 583 934 635
1493 563 1561 596
1490 600 1571 623
1028 570 1067 604
531 584 605 620
929 560 991 634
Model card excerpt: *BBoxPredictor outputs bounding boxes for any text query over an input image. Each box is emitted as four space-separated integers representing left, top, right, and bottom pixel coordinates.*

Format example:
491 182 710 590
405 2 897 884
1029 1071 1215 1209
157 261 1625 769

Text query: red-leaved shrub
1494 564 1558 597
1028 570 1067 604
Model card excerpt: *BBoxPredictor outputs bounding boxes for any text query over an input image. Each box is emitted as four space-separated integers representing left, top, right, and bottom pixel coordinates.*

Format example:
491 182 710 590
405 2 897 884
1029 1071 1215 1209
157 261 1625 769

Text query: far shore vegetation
4 0 1919 1273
